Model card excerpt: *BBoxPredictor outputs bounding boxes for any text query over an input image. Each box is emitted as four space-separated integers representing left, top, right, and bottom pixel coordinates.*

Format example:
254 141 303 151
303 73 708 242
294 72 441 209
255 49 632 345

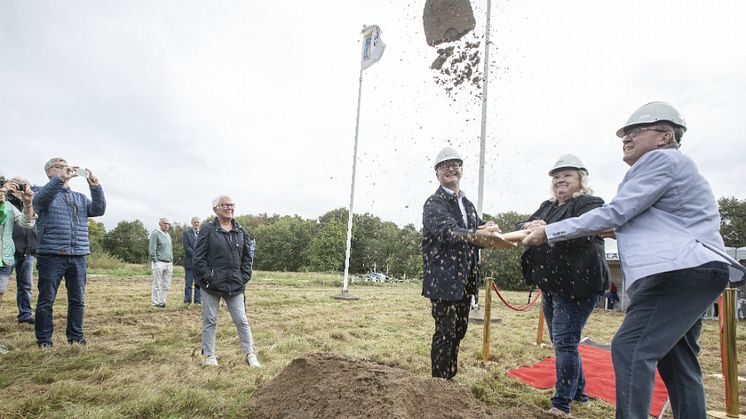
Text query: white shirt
441 186 469 227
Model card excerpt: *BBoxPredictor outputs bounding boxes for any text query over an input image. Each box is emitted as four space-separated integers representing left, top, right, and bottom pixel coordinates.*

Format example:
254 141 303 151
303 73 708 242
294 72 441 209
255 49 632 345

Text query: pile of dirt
250 352 554 419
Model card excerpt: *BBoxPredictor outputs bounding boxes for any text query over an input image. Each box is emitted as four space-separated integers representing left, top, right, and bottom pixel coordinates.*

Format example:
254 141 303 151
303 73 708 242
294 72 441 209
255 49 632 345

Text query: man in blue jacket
422 146 499 379
523 102 746 418
33 158 106 348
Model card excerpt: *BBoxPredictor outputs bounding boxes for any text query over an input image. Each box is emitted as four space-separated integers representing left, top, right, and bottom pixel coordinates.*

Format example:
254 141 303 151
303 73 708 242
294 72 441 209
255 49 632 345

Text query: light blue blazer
545 149 745 290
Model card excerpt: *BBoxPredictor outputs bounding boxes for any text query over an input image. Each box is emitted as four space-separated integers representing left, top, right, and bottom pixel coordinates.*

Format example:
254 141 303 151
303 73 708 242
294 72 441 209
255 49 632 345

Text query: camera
75 167 90 179
18 184 26 192
0 179 5 188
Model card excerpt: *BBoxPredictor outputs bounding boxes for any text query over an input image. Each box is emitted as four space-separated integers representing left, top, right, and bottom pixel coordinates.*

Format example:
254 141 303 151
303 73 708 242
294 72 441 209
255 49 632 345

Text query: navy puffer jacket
32 177 106 256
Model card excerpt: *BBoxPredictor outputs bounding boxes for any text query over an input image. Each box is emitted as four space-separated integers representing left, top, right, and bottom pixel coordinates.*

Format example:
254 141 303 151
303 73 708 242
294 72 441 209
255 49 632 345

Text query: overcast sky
1 1 744 233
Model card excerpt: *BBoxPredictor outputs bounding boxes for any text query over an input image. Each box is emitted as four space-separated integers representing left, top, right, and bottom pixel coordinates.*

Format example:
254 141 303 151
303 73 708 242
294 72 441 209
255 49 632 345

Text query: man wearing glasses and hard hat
421 146 499 379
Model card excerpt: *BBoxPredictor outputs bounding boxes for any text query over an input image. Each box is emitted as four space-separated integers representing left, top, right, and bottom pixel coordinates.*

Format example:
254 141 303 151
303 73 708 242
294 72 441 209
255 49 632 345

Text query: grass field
0 266 744 418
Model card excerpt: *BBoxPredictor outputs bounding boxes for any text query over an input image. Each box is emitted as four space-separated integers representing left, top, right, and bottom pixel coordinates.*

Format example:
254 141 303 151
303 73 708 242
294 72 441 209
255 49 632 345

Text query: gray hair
549 169 594 202
212 195 232 209
44 158 66 172
159 218 172 224
656 123 682 149
191 216 201 223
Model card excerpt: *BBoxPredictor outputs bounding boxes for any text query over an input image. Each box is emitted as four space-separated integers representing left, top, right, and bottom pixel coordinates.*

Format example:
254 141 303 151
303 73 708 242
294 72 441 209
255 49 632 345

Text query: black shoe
157 303 166 308
68 339 87 345
38 342 53 349
18 317 34 325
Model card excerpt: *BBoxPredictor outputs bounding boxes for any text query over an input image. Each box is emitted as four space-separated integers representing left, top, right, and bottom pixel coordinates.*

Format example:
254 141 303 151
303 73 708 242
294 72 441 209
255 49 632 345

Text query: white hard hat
616 101 687 138
549 154 587 176
433 146 463 169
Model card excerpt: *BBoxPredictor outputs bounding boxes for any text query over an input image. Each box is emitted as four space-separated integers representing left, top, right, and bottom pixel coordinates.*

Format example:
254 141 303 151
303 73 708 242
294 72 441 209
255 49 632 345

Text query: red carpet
507 343 669 418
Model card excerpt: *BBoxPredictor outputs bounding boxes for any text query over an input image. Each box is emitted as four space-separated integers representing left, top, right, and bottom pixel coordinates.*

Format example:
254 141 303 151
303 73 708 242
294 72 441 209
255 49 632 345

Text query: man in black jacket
182 216 201 305
422 146 499 379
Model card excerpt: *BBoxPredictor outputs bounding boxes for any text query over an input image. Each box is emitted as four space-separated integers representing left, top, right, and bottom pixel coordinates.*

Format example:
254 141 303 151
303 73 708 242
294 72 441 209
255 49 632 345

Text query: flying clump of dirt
248 352 555 419
423 0 483 99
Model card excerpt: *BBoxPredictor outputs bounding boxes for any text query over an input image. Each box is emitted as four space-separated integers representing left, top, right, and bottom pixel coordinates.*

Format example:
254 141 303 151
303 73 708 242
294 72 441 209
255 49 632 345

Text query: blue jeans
13 254 35 321
543 292 598 413
184 268 201 304
35 255 87 345
611 262 729 419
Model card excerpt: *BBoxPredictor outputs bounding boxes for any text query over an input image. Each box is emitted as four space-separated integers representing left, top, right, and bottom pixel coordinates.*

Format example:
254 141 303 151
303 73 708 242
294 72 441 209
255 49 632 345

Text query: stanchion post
721 289 741 417
535 293 544 346
710 289 744 419
483 277 493 361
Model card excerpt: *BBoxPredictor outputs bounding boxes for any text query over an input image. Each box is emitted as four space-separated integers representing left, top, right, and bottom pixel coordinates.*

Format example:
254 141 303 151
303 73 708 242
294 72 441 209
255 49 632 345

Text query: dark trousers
184 268 201 304
35 255 87 345
611 262 729 419
430 296 470 379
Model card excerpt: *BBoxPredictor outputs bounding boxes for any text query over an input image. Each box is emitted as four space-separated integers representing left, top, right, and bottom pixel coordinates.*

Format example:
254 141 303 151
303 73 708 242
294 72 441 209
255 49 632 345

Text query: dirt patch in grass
250 352 554 418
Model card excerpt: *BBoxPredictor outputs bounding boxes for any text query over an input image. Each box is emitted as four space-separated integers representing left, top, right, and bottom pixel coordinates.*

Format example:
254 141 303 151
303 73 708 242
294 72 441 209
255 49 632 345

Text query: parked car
351 272 391 283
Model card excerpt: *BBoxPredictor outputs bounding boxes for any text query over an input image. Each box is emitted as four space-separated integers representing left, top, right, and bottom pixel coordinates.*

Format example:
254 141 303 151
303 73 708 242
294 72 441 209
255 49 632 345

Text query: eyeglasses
219 203 235 209
624 127 668 140
436 161 462 170
51 164 66 169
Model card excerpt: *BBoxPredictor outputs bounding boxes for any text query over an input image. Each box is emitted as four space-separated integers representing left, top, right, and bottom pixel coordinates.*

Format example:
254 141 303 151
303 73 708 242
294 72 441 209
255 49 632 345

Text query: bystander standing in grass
0 176 36 313
149 218 173 308
7 177 38 325
182 216 201 305
193 195 260 368
33 158 106 348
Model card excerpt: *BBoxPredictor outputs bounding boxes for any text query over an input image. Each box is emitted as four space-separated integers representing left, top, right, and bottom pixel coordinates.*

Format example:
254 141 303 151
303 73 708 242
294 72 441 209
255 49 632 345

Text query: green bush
87 248 126 270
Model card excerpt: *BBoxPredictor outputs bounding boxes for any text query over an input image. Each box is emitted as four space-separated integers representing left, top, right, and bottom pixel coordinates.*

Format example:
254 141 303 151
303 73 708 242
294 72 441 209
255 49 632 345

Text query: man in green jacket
149 218 173 308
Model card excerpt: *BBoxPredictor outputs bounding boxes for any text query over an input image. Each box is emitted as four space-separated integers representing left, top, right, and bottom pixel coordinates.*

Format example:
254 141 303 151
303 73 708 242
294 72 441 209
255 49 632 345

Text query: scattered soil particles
250 352 556 419
431 38 483 99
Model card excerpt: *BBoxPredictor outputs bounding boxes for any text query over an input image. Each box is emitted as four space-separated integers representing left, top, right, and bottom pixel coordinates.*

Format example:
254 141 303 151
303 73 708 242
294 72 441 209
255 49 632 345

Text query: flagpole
469 0 494 322
477 0 492 217
333 49 365 301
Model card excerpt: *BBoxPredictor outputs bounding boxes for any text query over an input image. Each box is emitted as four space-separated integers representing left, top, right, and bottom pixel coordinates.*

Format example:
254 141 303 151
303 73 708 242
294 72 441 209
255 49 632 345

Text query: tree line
87 196 746 291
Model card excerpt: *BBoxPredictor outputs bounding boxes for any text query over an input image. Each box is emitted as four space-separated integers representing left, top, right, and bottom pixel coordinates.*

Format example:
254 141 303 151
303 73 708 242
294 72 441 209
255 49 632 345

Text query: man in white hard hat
422 146 499 379
523 102 745 418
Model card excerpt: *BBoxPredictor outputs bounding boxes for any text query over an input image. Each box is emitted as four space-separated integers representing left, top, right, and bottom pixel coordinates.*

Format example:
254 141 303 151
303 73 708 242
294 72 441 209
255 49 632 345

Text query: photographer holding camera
33 158 106 348
6 177 38 325
0 176 36 311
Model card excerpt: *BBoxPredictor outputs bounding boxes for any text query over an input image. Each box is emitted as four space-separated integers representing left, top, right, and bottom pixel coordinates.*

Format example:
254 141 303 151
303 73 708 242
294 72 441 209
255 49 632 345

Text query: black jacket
422 186 483 301
519 195 609 299
182 228 198 269
193 219 252 296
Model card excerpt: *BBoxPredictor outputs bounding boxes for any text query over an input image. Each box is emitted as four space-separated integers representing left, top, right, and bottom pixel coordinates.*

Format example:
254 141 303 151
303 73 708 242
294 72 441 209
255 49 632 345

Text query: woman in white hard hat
518 155 609 416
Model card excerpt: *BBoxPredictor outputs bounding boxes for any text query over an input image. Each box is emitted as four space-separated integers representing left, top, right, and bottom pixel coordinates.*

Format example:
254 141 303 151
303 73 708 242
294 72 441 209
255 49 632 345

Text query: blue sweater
33 177 106 256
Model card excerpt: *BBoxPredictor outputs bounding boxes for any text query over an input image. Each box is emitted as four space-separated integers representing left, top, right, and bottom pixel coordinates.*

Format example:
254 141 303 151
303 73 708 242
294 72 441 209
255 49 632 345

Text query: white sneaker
204 355 218 367
246 353 261 368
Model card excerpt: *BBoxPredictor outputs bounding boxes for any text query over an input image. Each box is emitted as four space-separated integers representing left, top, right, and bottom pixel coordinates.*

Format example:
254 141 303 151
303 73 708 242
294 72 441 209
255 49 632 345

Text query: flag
361 25 386 70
